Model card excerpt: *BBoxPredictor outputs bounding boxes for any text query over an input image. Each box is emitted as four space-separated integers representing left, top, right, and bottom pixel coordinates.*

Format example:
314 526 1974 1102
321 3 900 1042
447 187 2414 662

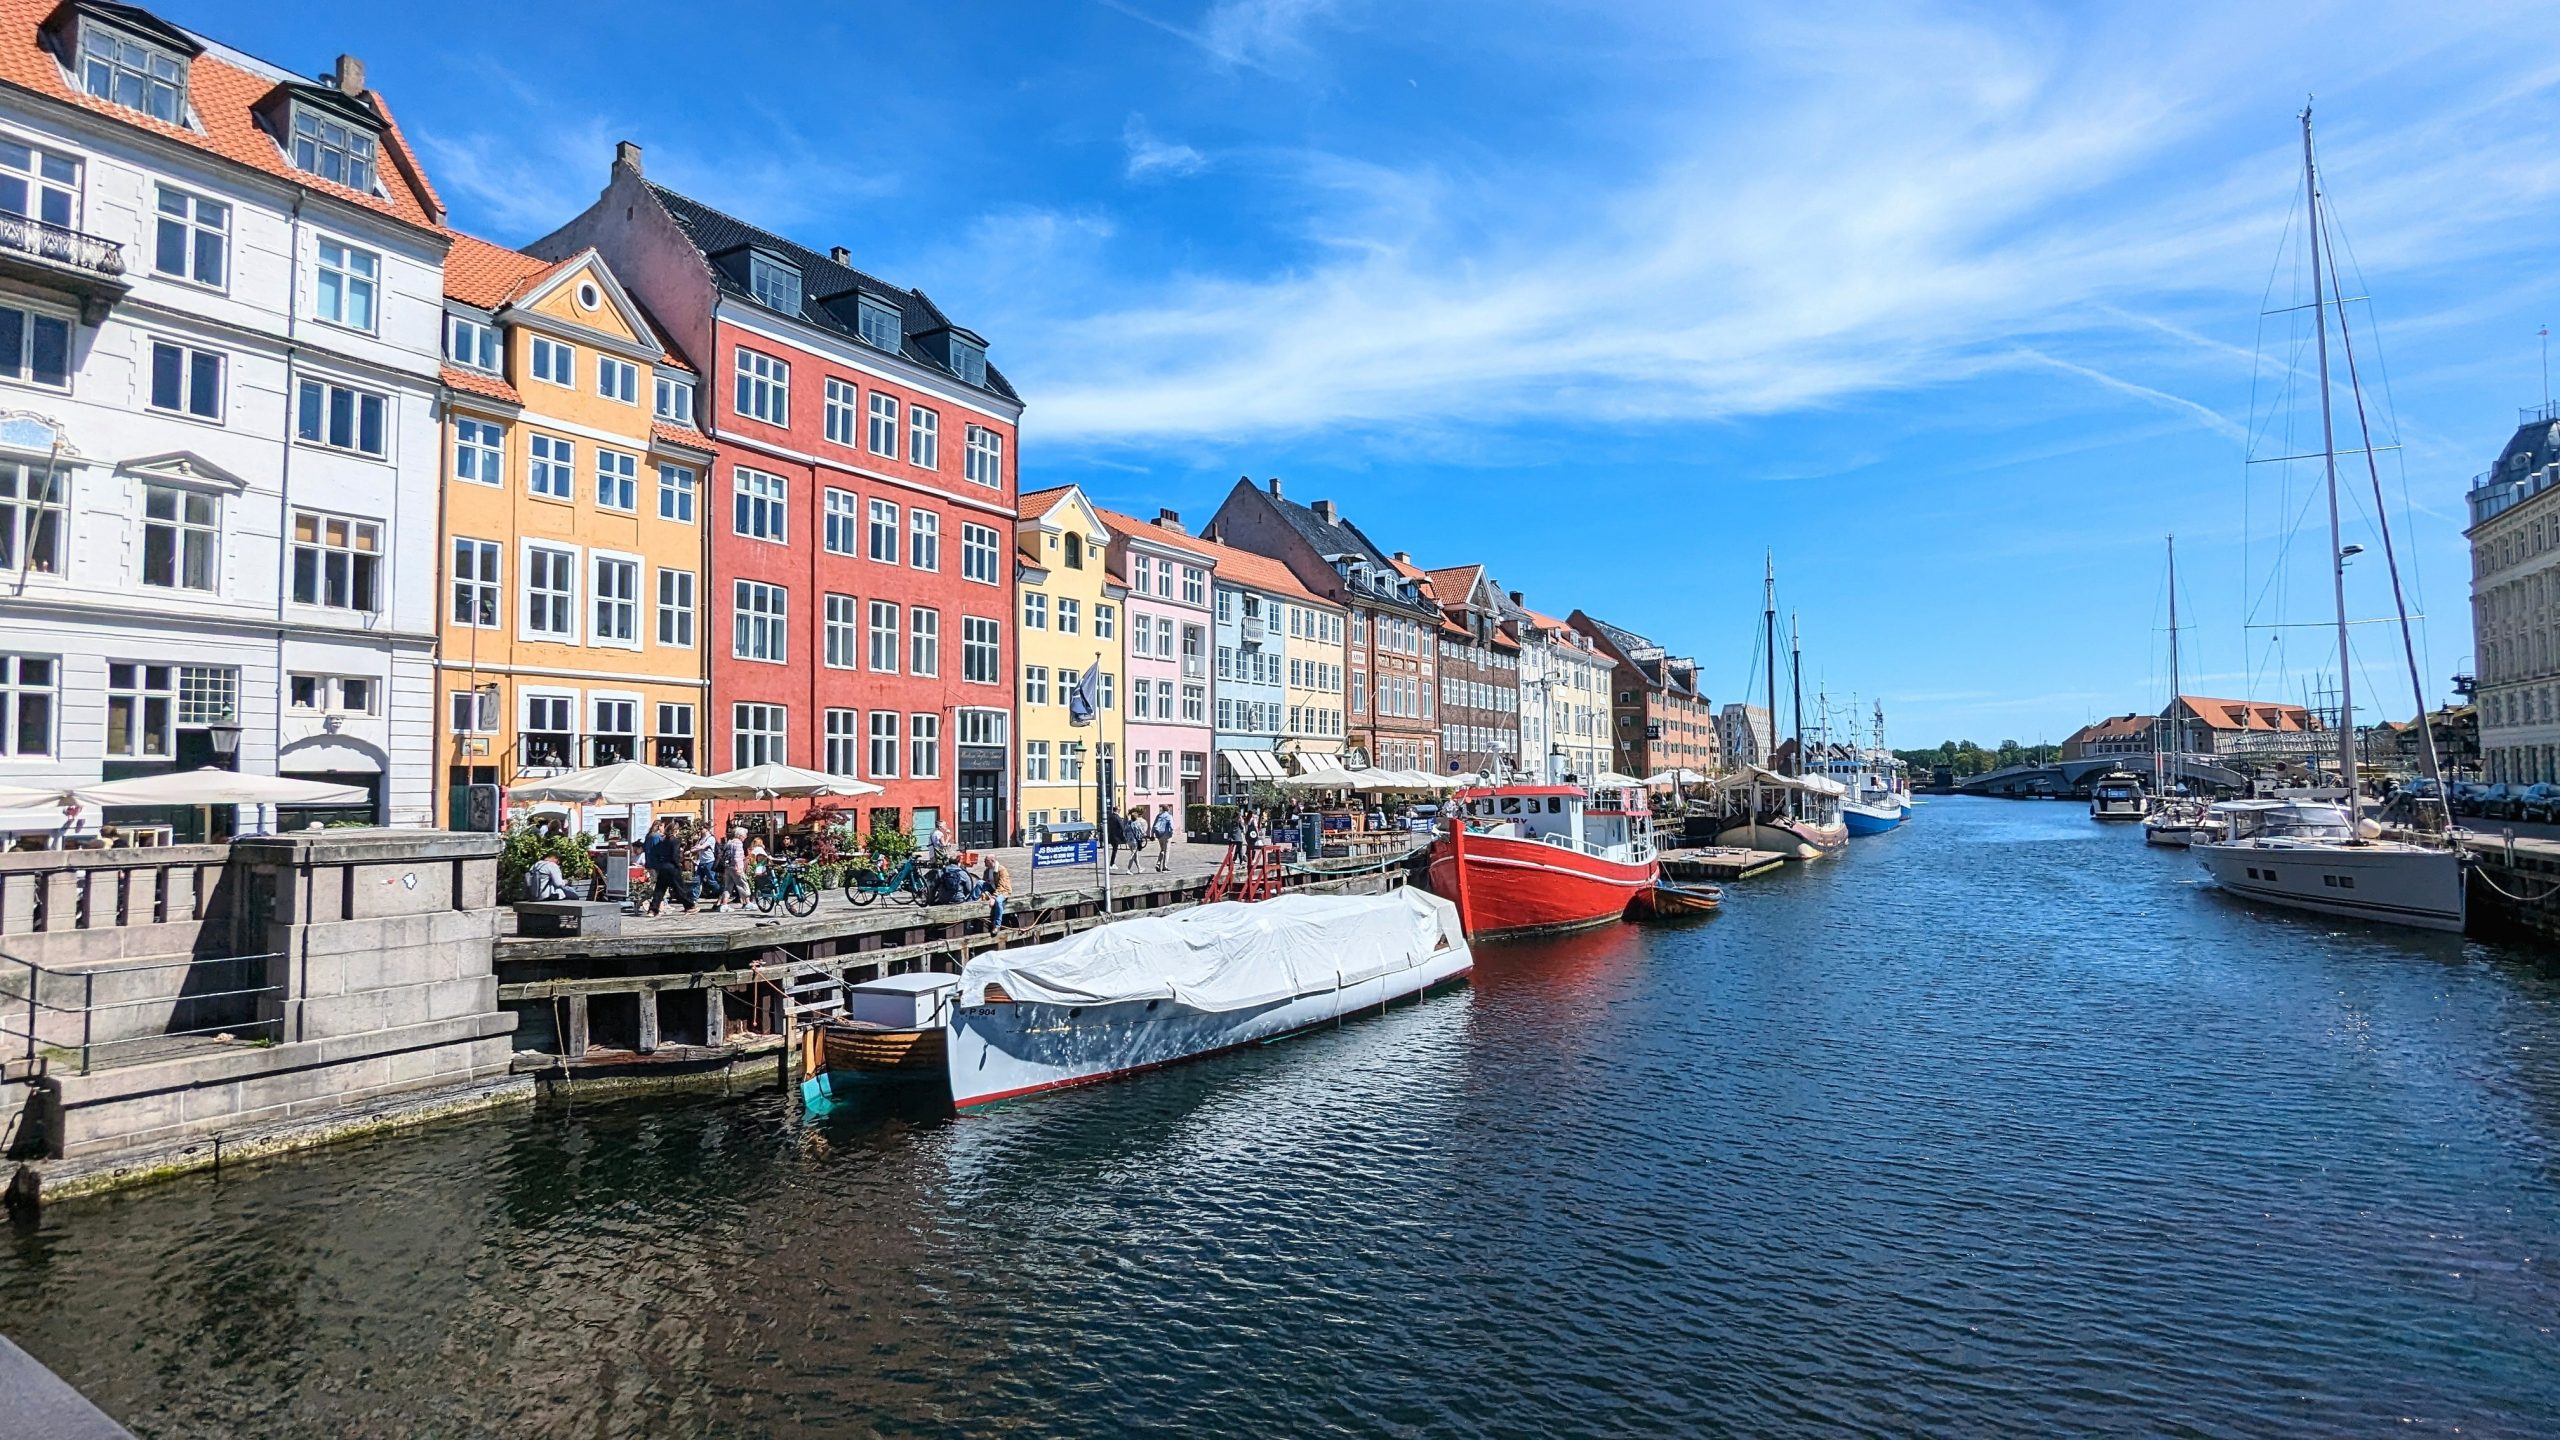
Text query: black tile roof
646 182 1019 404
1264 494 1437 619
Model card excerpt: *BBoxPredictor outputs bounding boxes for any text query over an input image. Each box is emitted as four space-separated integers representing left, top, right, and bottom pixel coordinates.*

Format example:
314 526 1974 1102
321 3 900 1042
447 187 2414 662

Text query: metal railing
1 949 282 1078
0 212 125 276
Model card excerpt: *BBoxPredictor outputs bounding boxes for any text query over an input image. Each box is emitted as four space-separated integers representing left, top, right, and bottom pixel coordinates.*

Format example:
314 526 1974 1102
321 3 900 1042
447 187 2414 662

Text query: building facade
2466 410 2560 783
1719 703 1773 772
1570 612 1714 778
535 143 1020 846
1100 505 1212 832
1014 485 1120 838
1511 600 1611 782
0 14 447 840
1208 477 1440 773
433 237 711 830
1426 563 1520 777
2060 713 2154 761
2165 694 2322 761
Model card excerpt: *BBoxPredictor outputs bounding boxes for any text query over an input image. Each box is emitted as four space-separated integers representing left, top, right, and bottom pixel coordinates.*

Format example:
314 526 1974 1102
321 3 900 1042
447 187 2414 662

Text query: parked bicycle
751 857 821 918
842 844 960 907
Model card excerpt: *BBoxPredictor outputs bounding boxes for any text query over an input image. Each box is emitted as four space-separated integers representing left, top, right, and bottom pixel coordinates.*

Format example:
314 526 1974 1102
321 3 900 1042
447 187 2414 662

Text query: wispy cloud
1122 115 1208 181
1099 0 1346 74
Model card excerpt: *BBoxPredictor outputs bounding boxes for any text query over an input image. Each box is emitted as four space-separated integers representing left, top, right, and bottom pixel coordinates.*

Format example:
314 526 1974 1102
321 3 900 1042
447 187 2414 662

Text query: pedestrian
1152 806 1175 871
1125 807 1148 873
1106 808 1128 870
524 851 572 901
689 822 722 911
641 818 693 915
721 824 751 907
981 852 1011 930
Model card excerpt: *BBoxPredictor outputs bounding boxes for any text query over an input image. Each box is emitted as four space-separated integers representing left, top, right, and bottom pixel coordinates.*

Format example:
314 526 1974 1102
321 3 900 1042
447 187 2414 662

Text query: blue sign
1032 839 1098 869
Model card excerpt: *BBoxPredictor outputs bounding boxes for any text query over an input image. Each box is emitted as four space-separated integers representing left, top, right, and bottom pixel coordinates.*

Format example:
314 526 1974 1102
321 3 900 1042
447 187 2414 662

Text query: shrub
1187 804 1238 837
864 820 918 865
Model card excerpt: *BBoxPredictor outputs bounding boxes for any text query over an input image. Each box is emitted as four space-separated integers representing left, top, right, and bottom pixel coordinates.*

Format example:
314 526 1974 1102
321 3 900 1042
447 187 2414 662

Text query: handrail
0 949 283 1076
0 211 125 276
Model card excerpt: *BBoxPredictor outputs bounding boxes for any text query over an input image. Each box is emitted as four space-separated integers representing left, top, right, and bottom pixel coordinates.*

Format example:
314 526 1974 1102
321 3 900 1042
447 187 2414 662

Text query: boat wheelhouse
1712 764 1849 860
2090 772 2147 822
1428 780 1660 941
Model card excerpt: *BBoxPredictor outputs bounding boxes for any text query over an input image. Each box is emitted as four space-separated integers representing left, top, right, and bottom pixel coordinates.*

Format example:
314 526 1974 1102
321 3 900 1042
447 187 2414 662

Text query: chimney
1393 551 1411 565
830 246 851 265
1264 476 1282 498
614 140 644 177
1311 499 1336 525
1509 590 1525 606
332 54 366 95
1154 508 1185 535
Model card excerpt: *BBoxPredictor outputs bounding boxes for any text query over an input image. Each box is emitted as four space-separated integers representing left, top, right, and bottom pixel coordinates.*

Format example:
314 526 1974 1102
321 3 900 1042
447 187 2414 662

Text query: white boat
2194 107 2465 934
2193 802 2465 931
944 888 1472 1108
2089 772 2147 821
1812 700 1911 836
2142 797 2223 848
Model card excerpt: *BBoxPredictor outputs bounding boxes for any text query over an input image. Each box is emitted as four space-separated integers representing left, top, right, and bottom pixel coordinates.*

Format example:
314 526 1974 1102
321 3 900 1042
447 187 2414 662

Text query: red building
539 143 1021 847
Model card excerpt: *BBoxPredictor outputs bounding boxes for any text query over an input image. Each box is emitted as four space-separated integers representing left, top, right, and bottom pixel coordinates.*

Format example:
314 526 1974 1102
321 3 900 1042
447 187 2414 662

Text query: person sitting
524 853 573 901
981 854 1011 930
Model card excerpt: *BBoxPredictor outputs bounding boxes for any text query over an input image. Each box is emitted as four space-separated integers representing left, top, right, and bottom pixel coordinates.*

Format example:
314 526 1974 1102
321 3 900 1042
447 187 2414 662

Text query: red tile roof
0 2 442 231
1018 484 1073 520
2173 695 2320 732
1092 507 1333 608
442 232 563 309
650 420 713 454
440 364 519 405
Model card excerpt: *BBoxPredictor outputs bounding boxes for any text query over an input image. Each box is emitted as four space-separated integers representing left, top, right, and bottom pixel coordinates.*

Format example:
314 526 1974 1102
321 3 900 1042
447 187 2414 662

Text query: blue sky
202 0 2560 747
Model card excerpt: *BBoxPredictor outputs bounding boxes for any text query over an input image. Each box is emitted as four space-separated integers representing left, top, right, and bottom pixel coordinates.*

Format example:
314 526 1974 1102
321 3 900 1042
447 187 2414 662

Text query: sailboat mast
2165 535 2181 790
1790 611 1804 781
2303 106 2359 823
1763 553 1778 773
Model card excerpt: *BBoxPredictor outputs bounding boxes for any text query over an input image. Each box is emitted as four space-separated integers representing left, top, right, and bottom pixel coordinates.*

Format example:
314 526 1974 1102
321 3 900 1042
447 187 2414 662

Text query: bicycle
843 854 929 907
750 858 821 918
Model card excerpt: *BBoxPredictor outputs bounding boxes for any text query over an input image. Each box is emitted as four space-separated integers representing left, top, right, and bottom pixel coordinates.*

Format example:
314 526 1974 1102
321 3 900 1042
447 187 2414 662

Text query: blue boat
1812 699 1913 837
1842 802 1906 836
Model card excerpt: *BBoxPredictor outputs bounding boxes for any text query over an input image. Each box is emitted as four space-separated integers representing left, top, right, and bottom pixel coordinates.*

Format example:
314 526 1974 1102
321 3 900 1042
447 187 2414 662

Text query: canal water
5 797 2559 1437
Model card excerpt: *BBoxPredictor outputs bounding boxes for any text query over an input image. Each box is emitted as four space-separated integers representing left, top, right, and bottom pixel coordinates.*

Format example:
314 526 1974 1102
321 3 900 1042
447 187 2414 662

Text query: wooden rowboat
1630 880 1723 918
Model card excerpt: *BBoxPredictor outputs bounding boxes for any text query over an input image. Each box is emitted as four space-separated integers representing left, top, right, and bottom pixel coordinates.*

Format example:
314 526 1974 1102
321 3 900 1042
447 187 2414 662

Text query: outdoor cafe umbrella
507 760 722 807
697 762 884 800
1646 768 1708 789
73 768 369 808
0 780 67 809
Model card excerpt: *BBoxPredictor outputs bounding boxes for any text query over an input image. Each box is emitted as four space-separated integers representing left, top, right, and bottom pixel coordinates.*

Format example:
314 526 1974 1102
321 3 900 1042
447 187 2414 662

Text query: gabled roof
2067 714 2155 745
645 182 1018 403
443 232 563 310
0 0 444 231
1099 508 1336 610
1249 489 1437 619
2172 695 2320 732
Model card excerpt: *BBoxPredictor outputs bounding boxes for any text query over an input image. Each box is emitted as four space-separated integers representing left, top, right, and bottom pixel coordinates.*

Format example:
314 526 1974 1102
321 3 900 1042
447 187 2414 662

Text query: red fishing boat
1427 781 1661 941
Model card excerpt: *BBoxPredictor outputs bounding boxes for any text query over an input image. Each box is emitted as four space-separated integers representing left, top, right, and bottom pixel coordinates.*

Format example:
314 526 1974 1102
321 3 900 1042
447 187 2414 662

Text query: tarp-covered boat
945 888 1471 1107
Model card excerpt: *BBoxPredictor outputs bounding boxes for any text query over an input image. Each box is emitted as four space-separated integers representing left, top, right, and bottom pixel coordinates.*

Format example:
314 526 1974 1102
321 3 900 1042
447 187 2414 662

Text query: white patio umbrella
1646 768 1708 788
1275 768 1358 790
73 768 369 808
697 762 884 800
508 760 722 806
1587 770 1649 789
0 780 67 809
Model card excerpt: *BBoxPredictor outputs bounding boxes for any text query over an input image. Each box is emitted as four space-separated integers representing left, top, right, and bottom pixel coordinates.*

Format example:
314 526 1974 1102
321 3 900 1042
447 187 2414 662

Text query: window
909 406 938 468
454 418 503 486
1184 684 1206 723
963 616 1000 683
449 687 499 735
813 486 857 555
1057 596 1086 637
656 567 694 647
154 187 228 289
857 294 902 350
654 372 695 424
733 703 786 768
868 392 899 457
1096 604 1116 641
735 467 788 541
105 662 173 758
734 580 787 662
959 709 1007 747
1131 681 1151 720
1063 532 1085 570
80 23 185 122
825 708 860 776
868 498 899 563
868 600 901 673
451 538 500 628
655 703 695 768
656 462 695 522
0 654 52 756
1102 673 1118 712
734 347 789 425
824 378 859 446
1155 679 1174 717
1059 742 1085 784
524 545 576 638
1182 568 1205 606
1154 561 1171 597
523 694 575 768
290 511 380 611
869 711 900 778
292 107 377 193
962 523 1001 584
596 354 639 404
140 485 216 591
530 336 574 386
1131 555 1151 595
906 509 940 572
528 434 574 499
295 377 387 456
965 425 1003 487
0 302 71 390
910 714 940 779
314 239 378 330
1023 664 1050 706
592 555 638 645
594 449 638 512
289 674 375 715
1022 591 1048 630
950 338 987 387
748 252 801 313
0 136 77 234
589 698 638 764
910 607 939 676
824 593 858 669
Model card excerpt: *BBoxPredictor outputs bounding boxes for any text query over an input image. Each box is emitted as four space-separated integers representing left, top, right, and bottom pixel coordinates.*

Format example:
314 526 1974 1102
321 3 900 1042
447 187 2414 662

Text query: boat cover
957 888 1461 1012
1710 764 1848 798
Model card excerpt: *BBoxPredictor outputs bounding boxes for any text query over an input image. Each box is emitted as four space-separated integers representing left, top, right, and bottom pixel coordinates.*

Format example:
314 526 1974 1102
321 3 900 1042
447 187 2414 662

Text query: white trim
518 537 582 645
587 546 645 652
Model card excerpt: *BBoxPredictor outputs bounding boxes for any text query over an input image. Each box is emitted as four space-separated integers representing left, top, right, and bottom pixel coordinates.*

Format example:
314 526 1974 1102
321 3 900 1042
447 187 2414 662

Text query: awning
1219 748 1285 780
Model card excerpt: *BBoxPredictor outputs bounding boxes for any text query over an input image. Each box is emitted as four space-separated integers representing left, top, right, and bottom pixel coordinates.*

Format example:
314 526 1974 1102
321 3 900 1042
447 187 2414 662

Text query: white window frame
594 448 638 512
823 592 859 670
294 375 388 458
908 509 939 571
656 566 695 648
0 299 71 392
139 483 218 593
868 710 900 779
733 579 788 663
909 405 938 469
734 466 788 542
961 522 1000 584
732 702 787 769
910 713 941 779
656 461 695 522
590 551 641 650
868 599 900 674
522 541 580 641
313 236 379 331
909 606 939 677
734 347 790 426
868 498 900 564
529 433 575 500
965 424 1003 487
653 372 695 424
823 377 859 447
596 354 640 405
530 336 575 387
823 487 859 555
451 537 501 629
963 615 1001 684
289 509 382 613
443 312 496 370
454 417 503 487
824 707 861 776
867 391 899 458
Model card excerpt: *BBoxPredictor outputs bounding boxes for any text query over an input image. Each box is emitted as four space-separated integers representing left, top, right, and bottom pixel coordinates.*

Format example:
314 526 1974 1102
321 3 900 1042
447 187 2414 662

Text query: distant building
1720 704 1773 770
1507 597 1612 783
1568 612 1715 778
2164 695 2322 759
2061 714 2155 760
1418 561 1519 778
2464 408 2560 784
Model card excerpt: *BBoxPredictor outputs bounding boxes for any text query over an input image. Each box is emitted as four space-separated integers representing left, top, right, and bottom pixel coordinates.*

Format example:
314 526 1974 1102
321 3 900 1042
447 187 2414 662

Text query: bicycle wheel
751 877 778 915
848 881 879 907
895 870 925 904
784 876 819 917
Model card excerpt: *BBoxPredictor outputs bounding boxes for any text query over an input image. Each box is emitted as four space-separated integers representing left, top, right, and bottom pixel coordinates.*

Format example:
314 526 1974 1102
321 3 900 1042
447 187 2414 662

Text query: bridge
1950 753 2250 799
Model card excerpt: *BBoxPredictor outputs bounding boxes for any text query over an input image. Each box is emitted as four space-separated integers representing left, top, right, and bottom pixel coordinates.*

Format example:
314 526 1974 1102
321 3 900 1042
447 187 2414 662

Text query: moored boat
2090 772 2147 821
1629 879 1723 917
2193 802 2465 932
2142 796 2222 847
1712 764 1849 859
1426 779 1659 941
944 889 1472 1109
800 971 960 1105
1816 701 1912 836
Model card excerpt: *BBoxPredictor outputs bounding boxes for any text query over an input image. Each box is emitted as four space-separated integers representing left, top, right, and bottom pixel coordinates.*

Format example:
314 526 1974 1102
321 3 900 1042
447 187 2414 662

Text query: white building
0 8 448 839
2468 409 2560 784
1721 703 1774 770
1505 595 1613 783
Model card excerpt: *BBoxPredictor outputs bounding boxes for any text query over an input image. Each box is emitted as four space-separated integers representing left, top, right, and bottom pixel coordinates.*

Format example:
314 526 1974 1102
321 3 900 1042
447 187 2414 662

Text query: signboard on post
1032 839 1098 869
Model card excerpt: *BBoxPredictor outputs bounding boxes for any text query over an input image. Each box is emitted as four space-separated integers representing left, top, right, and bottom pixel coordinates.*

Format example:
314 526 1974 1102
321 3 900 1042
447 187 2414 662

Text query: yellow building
436 236 714 831
1014 486 1123 838
1279 588 1349 769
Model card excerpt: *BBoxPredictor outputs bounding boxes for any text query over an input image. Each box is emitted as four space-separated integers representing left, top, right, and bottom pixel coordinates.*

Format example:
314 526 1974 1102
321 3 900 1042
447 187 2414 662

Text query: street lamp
206 715 242 768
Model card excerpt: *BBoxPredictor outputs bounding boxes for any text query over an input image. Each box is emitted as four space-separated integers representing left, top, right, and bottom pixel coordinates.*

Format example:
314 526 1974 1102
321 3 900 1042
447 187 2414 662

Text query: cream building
2468 410 2560 783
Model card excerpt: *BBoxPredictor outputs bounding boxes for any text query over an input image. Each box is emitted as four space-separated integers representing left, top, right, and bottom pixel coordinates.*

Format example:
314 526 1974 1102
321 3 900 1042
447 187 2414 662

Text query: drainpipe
274 190 307 788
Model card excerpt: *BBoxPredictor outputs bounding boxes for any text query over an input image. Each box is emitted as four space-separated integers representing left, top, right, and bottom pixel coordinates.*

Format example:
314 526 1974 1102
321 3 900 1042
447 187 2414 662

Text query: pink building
1101 507 1216 835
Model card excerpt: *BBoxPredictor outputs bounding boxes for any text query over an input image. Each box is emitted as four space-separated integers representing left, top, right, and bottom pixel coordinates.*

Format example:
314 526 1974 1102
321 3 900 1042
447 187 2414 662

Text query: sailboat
2144 536 2221 846
2193 107 2466 932
1717 562 1848 858
1814 696 1912 835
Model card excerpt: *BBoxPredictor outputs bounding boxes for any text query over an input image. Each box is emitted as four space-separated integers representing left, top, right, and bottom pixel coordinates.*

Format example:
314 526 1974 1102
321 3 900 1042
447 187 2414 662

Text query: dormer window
291 106 375 192
443 313 498 371
79 22 187 124
748 252 800 314
856 294 901 351
654 372 695 424
949 335 986 386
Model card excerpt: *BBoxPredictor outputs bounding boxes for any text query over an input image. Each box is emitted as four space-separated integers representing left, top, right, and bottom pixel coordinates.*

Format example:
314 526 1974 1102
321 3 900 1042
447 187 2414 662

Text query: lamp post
205 715 242 770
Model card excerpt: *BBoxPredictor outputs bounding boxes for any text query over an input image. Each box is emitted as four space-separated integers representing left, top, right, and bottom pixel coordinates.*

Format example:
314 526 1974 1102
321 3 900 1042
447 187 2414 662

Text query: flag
1068 661 1101 726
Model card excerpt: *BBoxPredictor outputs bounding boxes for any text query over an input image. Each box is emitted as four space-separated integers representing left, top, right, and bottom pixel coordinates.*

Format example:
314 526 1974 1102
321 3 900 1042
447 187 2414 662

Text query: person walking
721 824 751 908
1124 807 1148 873
642 818 693 915
1152 806 1175 872
981 852 1011 931
1106 808 1128 871
689 823 722 911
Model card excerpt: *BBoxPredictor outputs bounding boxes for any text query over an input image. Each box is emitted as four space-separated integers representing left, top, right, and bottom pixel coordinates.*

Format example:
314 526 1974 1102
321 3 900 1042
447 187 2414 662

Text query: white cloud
1122 115 1208 181
1101 0 1346 74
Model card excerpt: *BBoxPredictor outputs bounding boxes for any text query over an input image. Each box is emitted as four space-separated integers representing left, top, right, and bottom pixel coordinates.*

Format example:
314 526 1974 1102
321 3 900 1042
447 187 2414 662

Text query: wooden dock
1658 846 1789 882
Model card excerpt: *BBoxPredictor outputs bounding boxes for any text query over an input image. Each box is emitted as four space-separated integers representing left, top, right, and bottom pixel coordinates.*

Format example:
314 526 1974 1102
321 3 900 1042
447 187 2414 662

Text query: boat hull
1841 801 1906 836
945 945 1474 1108
1716 819 1849 860
1426 832 1657 940
1630 880 1722 918
2194 840 2465 932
